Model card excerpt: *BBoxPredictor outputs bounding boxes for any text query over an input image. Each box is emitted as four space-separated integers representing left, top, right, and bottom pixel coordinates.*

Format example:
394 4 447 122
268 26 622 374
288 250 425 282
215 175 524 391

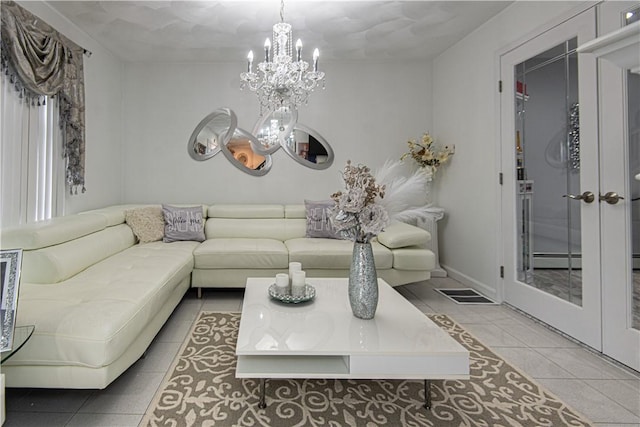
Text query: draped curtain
0 1 86 193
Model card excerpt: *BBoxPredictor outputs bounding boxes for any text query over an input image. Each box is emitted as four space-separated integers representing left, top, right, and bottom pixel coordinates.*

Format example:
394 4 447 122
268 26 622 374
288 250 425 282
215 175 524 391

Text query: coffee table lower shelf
236 354 469 410
236 354 469 380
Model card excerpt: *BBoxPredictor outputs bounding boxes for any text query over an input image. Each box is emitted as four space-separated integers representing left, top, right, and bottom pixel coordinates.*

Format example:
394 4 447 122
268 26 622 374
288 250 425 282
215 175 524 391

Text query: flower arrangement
401 132 455 176
330 161 390 243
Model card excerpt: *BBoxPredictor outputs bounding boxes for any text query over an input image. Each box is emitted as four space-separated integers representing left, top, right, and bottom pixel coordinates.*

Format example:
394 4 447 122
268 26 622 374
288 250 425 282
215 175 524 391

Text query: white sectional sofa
0 203 434 389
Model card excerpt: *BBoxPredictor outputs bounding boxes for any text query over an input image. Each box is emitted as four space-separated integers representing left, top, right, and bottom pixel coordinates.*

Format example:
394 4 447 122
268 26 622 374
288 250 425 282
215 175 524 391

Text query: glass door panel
514 38 583 306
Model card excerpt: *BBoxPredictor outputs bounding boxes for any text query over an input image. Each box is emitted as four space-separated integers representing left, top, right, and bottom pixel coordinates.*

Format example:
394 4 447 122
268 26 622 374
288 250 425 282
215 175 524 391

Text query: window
0 75 64 228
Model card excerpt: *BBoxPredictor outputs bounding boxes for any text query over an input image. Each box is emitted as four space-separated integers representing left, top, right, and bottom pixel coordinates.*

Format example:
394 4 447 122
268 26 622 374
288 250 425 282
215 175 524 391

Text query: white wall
432 1 583 298
16 2 123 215
121 60 432 204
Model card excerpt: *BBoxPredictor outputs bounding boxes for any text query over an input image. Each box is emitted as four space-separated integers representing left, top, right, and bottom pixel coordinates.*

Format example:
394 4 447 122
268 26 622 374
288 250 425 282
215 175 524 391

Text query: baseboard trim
440 264 499 303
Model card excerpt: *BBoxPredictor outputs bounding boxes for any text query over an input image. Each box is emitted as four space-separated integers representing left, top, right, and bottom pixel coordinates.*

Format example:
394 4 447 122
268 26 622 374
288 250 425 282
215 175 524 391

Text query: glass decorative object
349 242 378 319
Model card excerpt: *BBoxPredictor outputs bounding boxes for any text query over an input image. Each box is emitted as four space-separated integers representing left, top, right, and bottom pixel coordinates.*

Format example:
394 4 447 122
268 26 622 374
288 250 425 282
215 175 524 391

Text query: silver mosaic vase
349 242 378 320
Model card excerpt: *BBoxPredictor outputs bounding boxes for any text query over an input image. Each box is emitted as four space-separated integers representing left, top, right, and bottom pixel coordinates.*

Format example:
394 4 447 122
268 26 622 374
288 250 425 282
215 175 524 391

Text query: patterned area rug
140 312 592 427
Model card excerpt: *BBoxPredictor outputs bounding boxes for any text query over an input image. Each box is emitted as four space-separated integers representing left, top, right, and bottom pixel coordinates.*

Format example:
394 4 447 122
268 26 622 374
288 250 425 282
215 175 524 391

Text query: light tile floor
3 277 639 427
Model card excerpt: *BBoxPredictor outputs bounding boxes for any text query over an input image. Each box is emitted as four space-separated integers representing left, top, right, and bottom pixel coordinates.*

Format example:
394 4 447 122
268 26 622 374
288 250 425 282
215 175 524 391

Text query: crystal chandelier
240 0 325 114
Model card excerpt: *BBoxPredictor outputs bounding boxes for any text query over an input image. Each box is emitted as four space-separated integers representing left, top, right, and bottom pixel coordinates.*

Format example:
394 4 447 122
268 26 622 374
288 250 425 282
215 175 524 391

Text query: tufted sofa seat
0 203 434 389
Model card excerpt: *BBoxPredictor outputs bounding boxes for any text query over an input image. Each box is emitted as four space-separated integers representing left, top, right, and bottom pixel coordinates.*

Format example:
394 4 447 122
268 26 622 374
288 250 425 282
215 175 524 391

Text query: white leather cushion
377 221 431 249
285 238 393 269
21 224 136 284
12 241 198 368
194 238 289 269
79 205 141 226
1 214 107 250
285 204 305 219
391 247 435 270
208 204 284 218
205 218 306 241
125 206 165 243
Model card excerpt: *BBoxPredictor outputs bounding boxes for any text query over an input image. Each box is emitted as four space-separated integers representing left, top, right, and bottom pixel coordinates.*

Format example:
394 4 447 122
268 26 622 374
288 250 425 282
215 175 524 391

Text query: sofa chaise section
0 206 199 389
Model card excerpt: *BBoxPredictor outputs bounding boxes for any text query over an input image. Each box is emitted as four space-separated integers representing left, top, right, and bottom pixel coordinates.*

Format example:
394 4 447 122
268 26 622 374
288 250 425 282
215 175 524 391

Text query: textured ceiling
47 1 512 62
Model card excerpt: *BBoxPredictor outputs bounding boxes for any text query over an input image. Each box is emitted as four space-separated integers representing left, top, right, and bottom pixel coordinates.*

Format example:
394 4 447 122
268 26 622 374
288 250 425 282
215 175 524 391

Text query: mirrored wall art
187 108 237 161
187 107 332 175
281 124 334 170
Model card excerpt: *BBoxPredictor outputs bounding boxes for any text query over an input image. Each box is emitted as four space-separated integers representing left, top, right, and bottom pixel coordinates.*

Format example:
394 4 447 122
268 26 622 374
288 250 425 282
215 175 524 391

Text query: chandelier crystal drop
240 0 325 114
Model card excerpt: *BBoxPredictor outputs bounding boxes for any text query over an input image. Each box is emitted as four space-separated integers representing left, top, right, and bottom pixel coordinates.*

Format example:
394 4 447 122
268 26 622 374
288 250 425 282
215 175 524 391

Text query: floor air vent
435 288 497 305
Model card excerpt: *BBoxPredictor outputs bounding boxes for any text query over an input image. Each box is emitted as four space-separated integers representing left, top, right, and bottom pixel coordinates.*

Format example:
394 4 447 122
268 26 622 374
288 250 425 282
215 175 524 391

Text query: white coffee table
236 277 469 409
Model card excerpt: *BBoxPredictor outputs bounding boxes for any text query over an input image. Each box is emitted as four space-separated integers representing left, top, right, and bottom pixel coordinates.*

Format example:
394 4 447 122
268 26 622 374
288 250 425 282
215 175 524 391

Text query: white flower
338 187 367 213
358 204 389 238
330 209 357 231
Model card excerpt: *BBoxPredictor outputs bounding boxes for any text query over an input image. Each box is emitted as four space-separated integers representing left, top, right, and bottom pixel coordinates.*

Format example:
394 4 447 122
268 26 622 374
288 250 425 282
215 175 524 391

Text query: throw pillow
162 205 206 243
304 199 341 239
125 206 165 243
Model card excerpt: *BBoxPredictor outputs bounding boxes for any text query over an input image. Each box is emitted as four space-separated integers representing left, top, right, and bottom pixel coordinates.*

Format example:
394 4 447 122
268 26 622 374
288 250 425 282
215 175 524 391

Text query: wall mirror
281 124 334 170
1 249 22 352
221 127 272 176
187 108 237 161
252 106 298 154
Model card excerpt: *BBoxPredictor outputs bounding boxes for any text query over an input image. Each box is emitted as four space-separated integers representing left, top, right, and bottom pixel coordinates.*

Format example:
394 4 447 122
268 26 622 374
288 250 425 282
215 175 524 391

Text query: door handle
563 191 595 203
599 191 625 205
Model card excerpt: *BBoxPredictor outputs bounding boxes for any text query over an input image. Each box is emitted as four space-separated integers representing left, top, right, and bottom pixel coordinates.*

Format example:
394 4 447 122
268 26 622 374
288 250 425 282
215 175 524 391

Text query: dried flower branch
401 132 455 176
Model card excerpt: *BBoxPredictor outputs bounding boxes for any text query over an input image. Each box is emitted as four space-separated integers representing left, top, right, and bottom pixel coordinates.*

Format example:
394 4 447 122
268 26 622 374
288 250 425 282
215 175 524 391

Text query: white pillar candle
289 262 302 274
275 273 289 295
291 270 306 297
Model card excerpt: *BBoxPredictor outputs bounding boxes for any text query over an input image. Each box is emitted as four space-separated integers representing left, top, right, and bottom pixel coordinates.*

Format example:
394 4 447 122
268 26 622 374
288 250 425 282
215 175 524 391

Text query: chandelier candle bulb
296 39 302 61
264 38 271 62
291 270 306 297
313 48 319 72
275 273 290 295
247 51 253 72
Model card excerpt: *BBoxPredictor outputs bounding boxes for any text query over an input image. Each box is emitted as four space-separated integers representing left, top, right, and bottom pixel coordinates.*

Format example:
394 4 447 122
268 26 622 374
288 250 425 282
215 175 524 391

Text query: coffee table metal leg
424 380 432 410
258 379 267 409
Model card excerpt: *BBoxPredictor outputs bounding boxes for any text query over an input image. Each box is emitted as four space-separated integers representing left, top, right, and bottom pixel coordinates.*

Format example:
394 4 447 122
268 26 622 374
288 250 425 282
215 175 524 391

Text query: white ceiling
47 1 512 62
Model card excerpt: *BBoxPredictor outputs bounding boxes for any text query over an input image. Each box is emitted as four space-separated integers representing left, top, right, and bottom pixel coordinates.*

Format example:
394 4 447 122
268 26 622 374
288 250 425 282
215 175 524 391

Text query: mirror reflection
282 124 334 170
222 128 272 176
252 107 298 154
188 108 237 161
514 37 582 304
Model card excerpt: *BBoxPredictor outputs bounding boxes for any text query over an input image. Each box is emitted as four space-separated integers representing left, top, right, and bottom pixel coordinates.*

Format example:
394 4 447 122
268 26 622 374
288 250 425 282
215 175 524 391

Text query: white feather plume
374 160 432 222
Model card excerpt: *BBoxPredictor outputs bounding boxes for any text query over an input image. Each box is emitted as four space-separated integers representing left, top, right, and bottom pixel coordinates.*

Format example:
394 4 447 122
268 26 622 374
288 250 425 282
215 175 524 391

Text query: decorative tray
268 283 316 304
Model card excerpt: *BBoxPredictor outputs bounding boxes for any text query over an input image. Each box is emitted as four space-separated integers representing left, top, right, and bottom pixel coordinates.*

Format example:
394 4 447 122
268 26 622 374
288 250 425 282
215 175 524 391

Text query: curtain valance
1 1 86 193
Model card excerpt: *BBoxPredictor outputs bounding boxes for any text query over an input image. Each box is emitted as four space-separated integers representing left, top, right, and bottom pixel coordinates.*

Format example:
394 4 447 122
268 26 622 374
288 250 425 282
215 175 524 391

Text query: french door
598 1 640 371
500 3 640 371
